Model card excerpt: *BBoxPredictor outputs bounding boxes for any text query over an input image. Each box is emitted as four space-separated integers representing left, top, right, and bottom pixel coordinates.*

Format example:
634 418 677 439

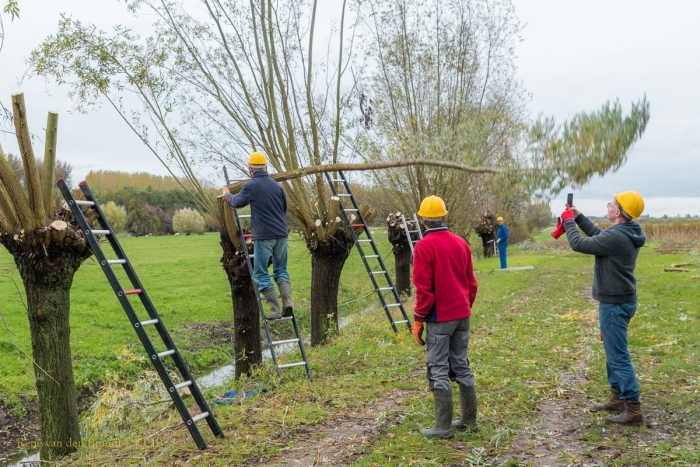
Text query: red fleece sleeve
466 246 478 306
412 242 434 322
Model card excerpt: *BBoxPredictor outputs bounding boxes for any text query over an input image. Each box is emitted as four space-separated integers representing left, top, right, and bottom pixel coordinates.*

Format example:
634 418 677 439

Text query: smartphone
566 193 574 207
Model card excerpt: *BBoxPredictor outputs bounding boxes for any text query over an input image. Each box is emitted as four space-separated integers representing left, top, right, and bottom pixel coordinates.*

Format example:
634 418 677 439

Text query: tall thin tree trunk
309 231 353 345
220 232 261 379
17 256 82 461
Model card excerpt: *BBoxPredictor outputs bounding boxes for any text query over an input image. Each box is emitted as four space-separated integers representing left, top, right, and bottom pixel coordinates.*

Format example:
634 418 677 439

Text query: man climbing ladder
222 151 293 320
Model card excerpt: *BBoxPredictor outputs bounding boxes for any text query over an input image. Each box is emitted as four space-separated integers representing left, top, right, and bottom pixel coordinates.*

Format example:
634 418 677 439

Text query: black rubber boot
262 287 282 320
420 389 454 438
452 384 478 431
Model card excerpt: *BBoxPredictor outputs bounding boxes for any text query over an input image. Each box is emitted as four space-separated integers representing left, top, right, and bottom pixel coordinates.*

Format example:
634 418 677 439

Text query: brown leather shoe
591 389 625 413
605 400 643 426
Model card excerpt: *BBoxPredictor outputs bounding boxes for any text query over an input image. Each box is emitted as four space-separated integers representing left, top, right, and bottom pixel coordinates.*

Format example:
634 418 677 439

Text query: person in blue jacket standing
496 216 509 269
222 151 292 320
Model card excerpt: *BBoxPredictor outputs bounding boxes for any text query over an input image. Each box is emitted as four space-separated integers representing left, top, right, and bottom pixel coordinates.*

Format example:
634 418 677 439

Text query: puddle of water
198 315 351 388
197 365 235 389
2 450 39 467
198 341 306 388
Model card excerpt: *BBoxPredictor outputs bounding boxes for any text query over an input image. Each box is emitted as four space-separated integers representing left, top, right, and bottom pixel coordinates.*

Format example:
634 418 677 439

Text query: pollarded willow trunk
479 234 493 258
309 231 354 345
218 200 263 377
475 215 496 258
393 246 412 298
219 230 261 379
1 225 91 461
386 213 413 297
0 93 95 461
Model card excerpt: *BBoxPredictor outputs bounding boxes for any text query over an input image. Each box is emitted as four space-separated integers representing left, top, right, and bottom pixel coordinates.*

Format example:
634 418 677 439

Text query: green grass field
1 230 699 466
0 230 389 407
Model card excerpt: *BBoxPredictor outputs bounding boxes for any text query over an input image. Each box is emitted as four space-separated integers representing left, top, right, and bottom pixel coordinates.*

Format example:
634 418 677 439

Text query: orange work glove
413 321 425 345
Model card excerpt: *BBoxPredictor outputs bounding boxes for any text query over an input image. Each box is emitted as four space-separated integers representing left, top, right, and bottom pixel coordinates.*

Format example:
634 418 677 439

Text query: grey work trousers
425 318 474 391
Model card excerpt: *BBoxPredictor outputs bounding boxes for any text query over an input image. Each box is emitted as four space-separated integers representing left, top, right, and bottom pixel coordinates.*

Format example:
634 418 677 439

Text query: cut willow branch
12 93 46 226
224 159 513 194
219 198 242 251
42 111 59 215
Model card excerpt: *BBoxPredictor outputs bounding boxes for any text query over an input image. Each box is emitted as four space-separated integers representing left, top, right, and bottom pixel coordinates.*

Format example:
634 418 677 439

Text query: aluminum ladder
57 179 224 450
400 212 423 255
324 171 412 333
222 167 312 381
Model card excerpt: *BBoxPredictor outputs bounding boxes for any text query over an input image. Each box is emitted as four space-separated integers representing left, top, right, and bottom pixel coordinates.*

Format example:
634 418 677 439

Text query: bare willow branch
0 180 18 228
42 111 59 215
11 93 46 227
0 143 32 229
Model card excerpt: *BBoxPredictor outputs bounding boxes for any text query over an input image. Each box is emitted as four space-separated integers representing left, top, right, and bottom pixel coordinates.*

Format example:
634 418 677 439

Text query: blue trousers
498 242 508 269
253 238 290 292
599 302 640 401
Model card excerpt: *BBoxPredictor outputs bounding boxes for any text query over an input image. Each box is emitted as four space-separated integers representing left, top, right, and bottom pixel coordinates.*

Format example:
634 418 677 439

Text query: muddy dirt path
255 386 418 466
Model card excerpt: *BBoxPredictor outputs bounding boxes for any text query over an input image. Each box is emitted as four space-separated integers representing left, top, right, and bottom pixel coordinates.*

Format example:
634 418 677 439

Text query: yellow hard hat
248 151 267 166
613 191 644 219
497 216 504 222
417 195 448 218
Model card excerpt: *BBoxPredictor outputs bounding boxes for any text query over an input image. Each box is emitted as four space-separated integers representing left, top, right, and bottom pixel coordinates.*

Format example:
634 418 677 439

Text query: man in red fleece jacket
412 195 478 439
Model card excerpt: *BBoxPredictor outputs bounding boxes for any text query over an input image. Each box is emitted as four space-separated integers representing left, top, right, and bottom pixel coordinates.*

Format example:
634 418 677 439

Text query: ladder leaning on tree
324 171 412 333
400 212 423 256
222 167 312 381
57 179 224 450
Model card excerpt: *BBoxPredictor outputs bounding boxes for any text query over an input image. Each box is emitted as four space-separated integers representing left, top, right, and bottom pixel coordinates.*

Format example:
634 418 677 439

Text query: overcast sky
1 0 698 216
515 0 700 217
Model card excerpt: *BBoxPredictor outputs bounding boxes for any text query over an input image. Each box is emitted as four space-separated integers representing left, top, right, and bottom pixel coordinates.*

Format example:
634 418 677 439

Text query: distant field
641 220 700 242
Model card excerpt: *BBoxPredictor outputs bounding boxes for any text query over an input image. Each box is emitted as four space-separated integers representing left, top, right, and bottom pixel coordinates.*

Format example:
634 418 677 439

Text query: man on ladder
222 151 293 320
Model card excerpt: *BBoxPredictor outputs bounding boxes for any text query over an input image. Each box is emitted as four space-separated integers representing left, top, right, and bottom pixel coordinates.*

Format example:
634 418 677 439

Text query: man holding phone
560 191 647 425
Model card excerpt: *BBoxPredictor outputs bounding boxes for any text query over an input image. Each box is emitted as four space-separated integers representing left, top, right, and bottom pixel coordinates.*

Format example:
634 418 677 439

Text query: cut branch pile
653 241 698 255
663 262 696 273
